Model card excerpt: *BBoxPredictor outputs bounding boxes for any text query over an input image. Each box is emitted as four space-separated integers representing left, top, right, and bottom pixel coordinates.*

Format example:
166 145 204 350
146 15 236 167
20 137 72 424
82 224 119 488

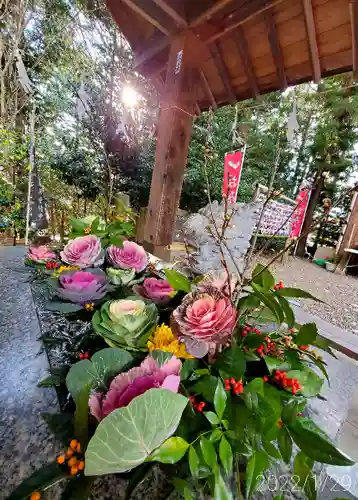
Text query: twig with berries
224 378 244 395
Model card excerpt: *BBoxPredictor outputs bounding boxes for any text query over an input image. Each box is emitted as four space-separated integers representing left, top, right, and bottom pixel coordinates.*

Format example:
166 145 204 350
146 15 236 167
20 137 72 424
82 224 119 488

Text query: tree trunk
296 172 325 257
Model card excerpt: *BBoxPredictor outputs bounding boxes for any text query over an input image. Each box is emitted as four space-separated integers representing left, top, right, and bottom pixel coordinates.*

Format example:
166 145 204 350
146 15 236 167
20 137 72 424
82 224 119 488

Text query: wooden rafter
302 0 321 83
207 0 285 43
151 0 187 27
233 26 260 98
350 0 358 80
211 42 236 103
265 8 287 91
121 0 172 35
191 0 235 27
200 70 218 109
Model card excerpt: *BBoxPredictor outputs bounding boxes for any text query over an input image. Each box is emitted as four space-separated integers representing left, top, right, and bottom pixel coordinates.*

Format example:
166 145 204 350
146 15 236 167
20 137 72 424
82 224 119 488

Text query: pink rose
89 355 181 420
28 245 56 263
60 235 104 269
107 241 147 272
172 287 237 358
134 277 174 305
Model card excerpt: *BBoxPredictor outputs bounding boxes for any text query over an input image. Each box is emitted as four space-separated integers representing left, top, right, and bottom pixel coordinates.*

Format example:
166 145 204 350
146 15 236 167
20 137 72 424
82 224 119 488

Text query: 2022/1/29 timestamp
256 472 353 493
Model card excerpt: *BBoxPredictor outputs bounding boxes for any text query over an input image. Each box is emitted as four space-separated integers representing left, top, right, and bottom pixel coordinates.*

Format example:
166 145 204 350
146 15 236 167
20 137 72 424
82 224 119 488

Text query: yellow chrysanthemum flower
148 324 194 359
53 265 80 276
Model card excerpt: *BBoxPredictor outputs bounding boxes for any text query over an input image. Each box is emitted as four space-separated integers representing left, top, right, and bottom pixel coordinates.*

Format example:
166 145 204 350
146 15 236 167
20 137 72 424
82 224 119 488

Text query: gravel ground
258 256 358 334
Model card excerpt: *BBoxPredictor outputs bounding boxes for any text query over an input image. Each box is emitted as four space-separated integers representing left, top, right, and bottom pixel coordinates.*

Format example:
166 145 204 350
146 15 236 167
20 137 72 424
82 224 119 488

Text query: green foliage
85 389 188 474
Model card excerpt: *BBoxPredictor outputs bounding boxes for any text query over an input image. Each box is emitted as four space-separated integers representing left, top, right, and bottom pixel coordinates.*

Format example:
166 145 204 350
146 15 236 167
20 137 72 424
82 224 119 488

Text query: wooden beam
265 8 287 91
207 0 285 43
191 0 235 27
302 0 321 83
143 33 197 254
200 70 218 109
211 42 236 103
350 0 358 80
121 0 172 35
151 0 187 27
233 26 260 98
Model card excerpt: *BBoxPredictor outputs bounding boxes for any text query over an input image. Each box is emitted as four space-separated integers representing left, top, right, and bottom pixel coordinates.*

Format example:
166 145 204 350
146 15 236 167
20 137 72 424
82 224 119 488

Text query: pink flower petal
161 375 180 392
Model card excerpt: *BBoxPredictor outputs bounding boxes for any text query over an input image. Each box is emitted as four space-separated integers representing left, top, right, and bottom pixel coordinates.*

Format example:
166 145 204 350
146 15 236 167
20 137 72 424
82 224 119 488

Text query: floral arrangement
14 216 354 500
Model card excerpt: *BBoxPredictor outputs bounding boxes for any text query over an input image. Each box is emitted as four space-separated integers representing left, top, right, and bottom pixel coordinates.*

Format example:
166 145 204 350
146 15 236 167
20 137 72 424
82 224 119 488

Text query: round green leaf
149 437 189 464
85 389 188 475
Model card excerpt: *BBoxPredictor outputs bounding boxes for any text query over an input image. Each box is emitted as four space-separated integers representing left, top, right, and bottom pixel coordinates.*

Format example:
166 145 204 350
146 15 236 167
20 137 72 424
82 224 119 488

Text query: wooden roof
106 0 358 109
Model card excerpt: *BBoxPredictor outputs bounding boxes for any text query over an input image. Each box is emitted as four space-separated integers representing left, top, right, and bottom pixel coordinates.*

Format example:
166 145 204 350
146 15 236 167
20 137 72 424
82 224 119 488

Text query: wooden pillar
143 32 199 260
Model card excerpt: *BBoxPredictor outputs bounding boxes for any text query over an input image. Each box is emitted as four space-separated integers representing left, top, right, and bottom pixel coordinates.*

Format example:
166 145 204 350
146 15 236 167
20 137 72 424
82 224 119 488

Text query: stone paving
1 246 358 499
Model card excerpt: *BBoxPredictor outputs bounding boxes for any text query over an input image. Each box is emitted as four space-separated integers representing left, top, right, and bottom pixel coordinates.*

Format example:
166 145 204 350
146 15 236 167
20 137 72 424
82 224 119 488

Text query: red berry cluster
45 261 59 269
242 325 261 338
273 370 302 395
79 352 90 360
224 378 244 395
189 396 206 412
273 280 284 291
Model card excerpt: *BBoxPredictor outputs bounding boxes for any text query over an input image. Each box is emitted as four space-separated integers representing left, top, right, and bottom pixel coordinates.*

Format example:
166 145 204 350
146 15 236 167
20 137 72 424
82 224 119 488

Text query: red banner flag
222 150 245 204
291 186 311 239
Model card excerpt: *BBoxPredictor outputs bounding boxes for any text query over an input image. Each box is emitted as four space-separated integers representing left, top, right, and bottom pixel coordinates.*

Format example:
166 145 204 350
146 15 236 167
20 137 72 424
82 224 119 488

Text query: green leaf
286 368 323 397
245 450 270 498
252 264 275 291
188 445 200 477
288 420 354 466
6 462 68 500
110 235 124 247
264 356 289 374
38 374 63 388
85 389 188 475
262 440 281 459
293 451 314 487
60 476 95 499
282 401 298 426
200 436 217 469
245 378 265 397
164 269 191 293
277 295 295 328
150 350 173 366
277 288 322 302
149 437 189 464
90 348 133 389
277 426 292 463
295 323 318 346
91 217 100 233
205 411 220 425
219 436 233 475
237 294 261 313
293 451 316 500
252 284 284 324
45 301 84 314
214 471 234 500
180 359 200 380
191 375 218 401
70 217 88 232
216 344 246 380
210 429 223 442
214 380 227 419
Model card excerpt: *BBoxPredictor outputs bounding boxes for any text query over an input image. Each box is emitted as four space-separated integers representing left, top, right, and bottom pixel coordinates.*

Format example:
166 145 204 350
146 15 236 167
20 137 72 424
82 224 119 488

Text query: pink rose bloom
89 355 181 420
134 277 174 305
107 241 147 272
28 245 56 263
172 287 237 358
60 235 104 269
